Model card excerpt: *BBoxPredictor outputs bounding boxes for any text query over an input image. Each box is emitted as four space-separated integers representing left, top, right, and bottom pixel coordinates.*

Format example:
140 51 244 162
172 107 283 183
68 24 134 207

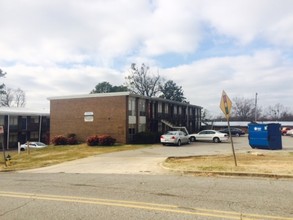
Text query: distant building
0 108 50 149
48 92 202 144
202 121 293 132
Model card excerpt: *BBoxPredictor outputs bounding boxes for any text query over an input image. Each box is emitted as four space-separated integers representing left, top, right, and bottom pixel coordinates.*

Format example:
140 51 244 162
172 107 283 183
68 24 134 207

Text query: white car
286 129 293 137
189 130 229 143
160 130 190 146
20 142 47 151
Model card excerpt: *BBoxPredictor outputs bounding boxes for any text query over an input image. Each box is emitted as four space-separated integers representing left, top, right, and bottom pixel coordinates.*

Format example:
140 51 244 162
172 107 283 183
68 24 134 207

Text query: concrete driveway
20 136 293 174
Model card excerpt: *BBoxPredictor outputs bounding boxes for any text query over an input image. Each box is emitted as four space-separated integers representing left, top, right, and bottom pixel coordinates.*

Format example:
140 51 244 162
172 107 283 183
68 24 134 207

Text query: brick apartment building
48 92 202 144
0 107 50 149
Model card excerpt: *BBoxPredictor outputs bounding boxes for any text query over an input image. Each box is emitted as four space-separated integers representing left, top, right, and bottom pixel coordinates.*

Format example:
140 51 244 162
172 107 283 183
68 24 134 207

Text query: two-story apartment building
0 108 50 149
49 92 202 144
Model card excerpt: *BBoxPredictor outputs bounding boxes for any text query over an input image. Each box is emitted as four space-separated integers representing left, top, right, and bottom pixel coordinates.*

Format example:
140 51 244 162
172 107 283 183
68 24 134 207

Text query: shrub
67 133 78 145
86 134 116 146
67 137 78 145
52 135 68 145
86 135 100 146
98 135 116 146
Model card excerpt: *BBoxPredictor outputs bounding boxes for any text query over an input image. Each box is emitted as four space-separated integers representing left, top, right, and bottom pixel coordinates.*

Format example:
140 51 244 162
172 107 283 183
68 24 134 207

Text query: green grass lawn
0 144 144 172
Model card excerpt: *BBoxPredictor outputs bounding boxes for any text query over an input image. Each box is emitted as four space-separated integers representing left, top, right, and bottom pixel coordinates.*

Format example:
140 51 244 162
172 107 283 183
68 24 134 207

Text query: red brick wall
50 96 128 144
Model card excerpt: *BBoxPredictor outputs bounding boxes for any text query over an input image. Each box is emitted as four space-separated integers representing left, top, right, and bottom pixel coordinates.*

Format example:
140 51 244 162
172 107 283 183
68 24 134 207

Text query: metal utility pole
254 93 258 122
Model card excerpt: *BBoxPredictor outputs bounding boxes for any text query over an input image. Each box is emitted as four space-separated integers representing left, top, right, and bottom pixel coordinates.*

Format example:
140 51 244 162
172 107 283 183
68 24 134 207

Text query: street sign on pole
220 90 232 119
219 91 237 166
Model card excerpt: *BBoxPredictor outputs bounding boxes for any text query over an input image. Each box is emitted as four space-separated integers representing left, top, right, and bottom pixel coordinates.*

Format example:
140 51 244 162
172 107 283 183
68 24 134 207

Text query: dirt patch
163 152 293 175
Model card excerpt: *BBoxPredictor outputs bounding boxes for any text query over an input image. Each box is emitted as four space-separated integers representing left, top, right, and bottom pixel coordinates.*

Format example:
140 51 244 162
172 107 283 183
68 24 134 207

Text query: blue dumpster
248 123 282 150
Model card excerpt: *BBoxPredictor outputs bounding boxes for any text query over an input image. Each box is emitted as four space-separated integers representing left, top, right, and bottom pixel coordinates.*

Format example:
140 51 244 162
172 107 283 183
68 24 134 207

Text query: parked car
281 127 291 135
189 130 229 143
20 142 47 151
160 130 190 146
219 127 245 136
286 129 293 137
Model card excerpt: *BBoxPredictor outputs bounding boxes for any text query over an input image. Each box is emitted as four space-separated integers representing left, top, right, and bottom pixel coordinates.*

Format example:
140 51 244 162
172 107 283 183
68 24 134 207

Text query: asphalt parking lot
20 135 293 175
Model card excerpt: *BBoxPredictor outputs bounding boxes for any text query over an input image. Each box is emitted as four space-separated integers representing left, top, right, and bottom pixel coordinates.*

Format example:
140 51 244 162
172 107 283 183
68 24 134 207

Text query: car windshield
165 131 177 135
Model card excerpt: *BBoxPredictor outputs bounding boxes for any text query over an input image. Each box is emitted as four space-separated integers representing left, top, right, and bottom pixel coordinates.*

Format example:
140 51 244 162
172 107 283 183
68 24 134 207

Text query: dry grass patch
164 152 293 175
0 144 143 172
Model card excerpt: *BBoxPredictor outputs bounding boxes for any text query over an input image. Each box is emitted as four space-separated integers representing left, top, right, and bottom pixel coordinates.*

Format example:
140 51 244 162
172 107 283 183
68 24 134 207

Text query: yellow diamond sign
220 90 232 119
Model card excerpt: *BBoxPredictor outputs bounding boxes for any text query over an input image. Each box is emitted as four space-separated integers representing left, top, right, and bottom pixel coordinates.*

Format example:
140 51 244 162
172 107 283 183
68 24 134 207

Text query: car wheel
20 148 25 151
177 140 181 146
235 133 240 137
190 136 196 142
213 137 220 143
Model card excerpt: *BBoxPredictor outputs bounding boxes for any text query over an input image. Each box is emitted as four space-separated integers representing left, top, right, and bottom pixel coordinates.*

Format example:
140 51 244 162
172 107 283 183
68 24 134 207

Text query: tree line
90 63 187 103
91 63 293 121
0 68 26 107
203 97 293 121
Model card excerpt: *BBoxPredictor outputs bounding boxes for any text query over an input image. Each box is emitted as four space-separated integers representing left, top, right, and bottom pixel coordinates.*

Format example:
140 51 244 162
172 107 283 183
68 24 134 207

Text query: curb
160 163 293 179
178 170 293 179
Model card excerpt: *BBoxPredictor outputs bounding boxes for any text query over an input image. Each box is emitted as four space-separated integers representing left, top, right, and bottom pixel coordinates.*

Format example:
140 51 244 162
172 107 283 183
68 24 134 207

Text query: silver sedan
20 142 47 151
160 131 190 146
189 130 229 143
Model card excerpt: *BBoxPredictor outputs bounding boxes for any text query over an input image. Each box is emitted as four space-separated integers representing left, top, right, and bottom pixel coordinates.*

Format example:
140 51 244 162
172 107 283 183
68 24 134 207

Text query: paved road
20 136 293 174
1 173 293 220
3 136 293 219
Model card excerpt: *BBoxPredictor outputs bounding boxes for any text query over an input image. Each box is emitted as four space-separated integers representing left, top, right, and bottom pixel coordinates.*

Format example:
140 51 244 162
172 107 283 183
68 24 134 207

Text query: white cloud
0 0 292 116
202 0 293 46
3 64 124 109
160 50 293 115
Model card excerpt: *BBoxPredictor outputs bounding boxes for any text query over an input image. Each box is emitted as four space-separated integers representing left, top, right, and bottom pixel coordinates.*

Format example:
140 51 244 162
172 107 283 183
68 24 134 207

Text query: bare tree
14 88 26 107
0 68 7 95
264 103 292 121
0 87 14 107
0 69 26 108
231 97 255 121
125 63 163 97
0 87 26 107
201 108 214 122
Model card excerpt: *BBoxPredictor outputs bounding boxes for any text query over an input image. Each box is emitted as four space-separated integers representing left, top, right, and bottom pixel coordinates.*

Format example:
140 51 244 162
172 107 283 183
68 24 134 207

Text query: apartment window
128 124 136 134
157 102 162 113
178 106 182 115
138 99 146 116
0 115 4 126
138 124 146 132
158 122 162 132
31 116 39 123
189 108 194 116
9 116 18 126
128 97 136 116
138 115 146 132
165 104 169 114
30 131 39 140
9 132 18 142
173 106 177 115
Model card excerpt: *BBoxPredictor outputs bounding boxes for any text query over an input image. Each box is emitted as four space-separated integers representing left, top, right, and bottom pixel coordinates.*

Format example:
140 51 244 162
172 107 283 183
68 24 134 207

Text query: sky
0 0 293 116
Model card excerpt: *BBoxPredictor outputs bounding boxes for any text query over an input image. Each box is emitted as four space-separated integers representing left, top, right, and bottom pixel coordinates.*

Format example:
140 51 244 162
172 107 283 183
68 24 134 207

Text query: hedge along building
48 92 202 144
0 107 50 149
